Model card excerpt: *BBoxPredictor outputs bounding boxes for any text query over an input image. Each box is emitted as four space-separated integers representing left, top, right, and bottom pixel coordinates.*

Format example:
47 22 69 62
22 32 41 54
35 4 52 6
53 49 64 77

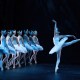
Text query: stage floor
0 64 80 80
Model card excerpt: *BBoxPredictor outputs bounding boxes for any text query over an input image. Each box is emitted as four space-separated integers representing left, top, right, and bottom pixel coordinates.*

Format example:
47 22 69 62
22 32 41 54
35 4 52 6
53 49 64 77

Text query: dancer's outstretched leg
55 49 62 73
63 39 80 47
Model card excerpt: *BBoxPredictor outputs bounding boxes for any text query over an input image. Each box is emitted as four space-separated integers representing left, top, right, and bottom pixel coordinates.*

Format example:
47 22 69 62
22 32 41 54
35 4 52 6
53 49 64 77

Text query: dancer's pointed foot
35 61 37 64
55 66 59 73
19 64 21 68
13 66 15 69
76 39 80 42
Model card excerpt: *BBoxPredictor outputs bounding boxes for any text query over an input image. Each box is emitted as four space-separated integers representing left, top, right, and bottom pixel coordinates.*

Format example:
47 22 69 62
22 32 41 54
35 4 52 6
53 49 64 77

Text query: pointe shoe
19 64 21 68
35 61 37 64
55 66 59 73
13 66 15 69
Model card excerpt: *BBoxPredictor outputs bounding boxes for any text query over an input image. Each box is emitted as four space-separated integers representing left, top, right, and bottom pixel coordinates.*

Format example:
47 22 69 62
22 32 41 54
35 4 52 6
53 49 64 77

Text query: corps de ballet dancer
6 30 16 69
49 20 80 73
28 31 38 64
10 30 22 68
29 30 43 64
1 30 10 70
17 30 27 66
32 30 43 51
23 30 33 63
0 31 6 71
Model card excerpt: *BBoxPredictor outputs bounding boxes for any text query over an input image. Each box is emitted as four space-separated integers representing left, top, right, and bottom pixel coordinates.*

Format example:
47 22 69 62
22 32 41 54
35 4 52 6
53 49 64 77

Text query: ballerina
29 30 43 64
49 20 80 73
6 30 16 69
10 30 22 68
23 30 33 63
28 31 38 64
32 30 43 51
17 30 27 66
1 30 10 70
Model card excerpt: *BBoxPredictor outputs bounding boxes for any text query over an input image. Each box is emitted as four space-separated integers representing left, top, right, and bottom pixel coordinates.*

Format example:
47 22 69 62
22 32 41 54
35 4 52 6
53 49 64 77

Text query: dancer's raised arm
59 35 76 39
52 20 60 38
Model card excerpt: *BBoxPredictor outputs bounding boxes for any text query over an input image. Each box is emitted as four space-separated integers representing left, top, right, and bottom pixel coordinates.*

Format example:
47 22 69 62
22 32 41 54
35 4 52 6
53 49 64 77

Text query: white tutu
24 42 33 51
31 44 38 51
14 44 27 53
36 44 43 51
49 37 68 54
7 45 16 54
0 45 9 54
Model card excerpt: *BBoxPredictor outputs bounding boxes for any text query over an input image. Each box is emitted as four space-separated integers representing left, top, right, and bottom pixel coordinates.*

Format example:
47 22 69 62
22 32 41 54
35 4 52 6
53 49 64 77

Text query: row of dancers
0 30 43 71
49 20 80 73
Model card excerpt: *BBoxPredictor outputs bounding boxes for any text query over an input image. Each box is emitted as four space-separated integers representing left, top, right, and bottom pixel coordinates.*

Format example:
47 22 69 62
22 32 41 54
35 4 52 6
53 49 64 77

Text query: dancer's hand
65 35 76 39
52 20 56 23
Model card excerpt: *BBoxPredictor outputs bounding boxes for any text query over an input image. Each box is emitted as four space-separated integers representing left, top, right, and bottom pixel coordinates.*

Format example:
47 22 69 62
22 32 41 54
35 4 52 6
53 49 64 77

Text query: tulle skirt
24 42 33 51
31 44 38 51
49 37 68 54
14 44 27 53
7 45 16 54
36 44 43 51
0 45 9 55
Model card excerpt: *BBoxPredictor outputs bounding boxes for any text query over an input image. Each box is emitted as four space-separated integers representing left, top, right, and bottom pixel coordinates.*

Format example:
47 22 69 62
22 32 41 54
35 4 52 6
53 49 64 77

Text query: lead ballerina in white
49 20 80 73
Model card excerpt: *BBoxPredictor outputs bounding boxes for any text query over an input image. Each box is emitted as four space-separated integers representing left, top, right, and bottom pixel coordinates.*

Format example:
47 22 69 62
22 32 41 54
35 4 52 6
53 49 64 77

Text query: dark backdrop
0 0 80 65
